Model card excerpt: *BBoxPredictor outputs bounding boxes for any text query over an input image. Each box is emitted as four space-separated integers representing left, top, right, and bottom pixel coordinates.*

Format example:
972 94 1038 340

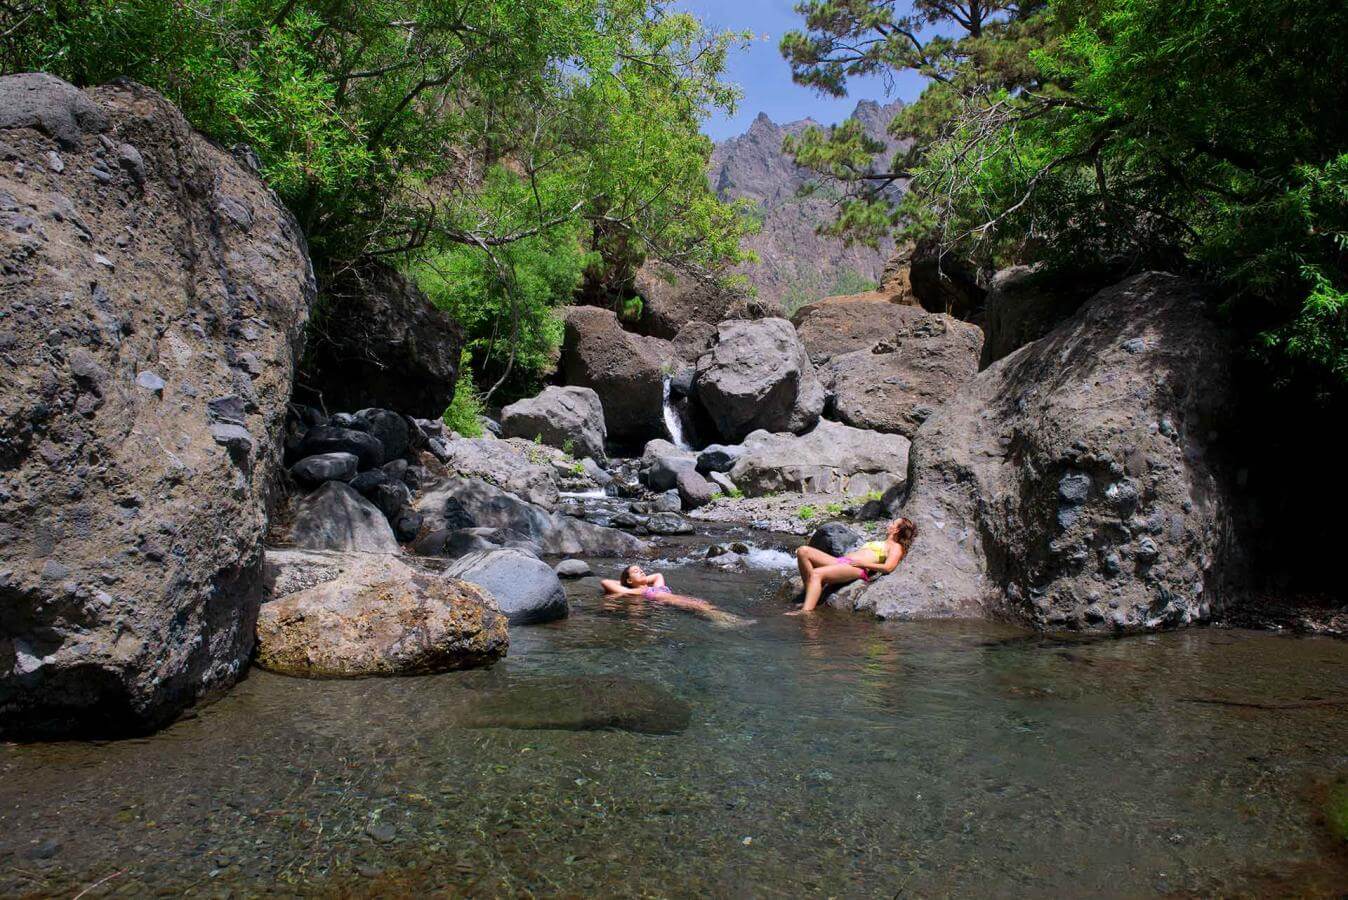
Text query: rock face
793 300 929 365
559 306 666 445
729 420 911 497
907 238 986 320
709 100 906 309
298 260 463 419
256 550 507 677
500 386 607 462
694 318 825 442
0 76 314 738
415 477 647 557
445 548 568 625
979 265 1094 368
858 272 1240 630
633 261 755 338
827 312 984 438
430 434 558 509
288 482 399 554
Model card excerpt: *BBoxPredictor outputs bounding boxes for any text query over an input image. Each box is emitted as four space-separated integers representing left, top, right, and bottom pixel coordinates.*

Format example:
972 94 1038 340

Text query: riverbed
3 541 1347 897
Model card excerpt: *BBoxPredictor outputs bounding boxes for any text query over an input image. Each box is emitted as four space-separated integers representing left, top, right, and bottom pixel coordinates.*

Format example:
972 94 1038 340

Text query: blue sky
672 0 931 140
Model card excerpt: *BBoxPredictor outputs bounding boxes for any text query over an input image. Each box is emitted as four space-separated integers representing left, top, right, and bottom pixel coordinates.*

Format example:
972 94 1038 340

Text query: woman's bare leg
791 564 863 614
795 546 834 584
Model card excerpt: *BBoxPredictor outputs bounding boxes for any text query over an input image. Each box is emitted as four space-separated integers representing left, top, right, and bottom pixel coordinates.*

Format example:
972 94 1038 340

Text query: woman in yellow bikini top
789 518 919 615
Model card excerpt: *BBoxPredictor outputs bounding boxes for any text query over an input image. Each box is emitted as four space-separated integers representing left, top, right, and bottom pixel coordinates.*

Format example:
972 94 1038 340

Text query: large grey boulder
693 318 825 442
559 306 667 444
729 421 911 497
297 260 464 419
415 477 647 557
290 452 359 487
855 272 1241 631
445 548 568 625
826 312 984 438
793 299 929 365
430 433 558 509
289 482 399 554
0 76 314 739
979 265 1096 368
501 386 607 462
257 550 507 676
808 522 865 557
675 467 717 510
633 261 756 338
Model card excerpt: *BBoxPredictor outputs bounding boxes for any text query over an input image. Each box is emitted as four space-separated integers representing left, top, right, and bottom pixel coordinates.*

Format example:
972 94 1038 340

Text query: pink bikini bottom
836 557 870 582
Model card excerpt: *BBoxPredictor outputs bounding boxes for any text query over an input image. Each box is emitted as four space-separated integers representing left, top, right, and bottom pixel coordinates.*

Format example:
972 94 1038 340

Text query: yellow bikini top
861 540 887 563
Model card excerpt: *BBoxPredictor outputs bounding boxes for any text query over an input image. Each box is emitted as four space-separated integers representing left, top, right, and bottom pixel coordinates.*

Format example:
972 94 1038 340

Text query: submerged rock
457 675 691 734
257 550 507 677
0 75 313 739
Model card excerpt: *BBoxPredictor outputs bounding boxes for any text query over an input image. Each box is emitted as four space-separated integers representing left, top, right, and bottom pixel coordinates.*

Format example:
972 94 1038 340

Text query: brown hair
620 565 640 587
893 518 918 551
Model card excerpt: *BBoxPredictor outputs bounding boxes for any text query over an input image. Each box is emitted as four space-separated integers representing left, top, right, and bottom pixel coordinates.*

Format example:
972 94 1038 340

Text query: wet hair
619 565 640 587
891 518 918 551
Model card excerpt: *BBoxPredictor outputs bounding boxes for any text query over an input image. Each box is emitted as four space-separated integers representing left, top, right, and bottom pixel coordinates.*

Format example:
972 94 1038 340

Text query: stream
3 531 1348 896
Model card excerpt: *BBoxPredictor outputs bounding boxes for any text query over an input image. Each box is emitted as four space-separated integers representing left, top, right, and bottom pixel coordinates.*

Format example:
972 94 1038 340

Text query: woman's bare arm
600 579 643 596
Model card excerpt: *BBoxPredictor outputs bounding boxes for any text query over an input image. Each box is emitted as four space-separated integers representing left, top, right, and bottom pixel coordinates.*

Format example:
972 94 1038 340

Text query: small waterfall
662 376 691 450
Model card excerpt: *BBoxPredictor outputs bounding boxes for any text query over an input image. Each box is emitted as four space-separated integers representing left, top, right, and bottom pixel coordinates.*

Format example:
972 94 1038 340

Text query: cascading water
662 375 691 450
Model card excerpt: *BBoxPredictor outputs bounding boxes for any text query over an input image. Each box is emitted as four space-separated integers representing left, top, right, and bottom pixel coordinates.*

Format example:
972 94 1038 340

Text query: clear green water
3 557 1348 897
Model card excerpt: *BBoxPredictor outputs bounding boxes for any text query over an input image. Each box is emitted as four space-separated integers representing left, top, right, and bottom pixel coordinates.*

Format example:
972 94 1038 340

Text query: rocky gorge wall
0 75 315 738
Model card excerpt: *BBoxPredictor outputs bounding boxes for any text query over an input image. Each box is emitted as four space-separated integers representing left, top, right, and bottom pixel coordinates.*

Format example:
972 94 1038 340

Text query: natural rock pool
4 543 1348 897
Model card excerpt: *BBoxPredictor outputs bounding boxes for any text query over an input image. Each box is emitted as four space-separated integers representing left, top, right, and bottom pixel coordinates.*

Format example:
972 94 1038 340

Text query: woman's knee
795 545 810 560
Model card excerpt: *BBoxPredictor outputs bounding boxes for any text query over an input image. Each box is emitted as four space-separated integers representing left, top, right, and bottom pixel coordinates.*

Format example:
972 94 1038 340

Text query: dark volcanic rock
457 675 691 734
500 385 607 462
444 548 568 625
693 318 825 442
0 76 314 739
809 523 865 557
289 482 399 554
827 311 984 438
855 272 1242 631
298 426 384 471
559 306 668 445
979 265 1097 368
290 452 359 487
793 299 929 366
299 261 464 418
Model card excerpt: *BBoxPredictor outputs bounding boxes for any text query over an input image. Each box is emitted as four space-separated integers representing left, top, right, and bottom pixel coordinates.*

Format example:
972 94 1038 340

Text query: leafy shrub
441 352 484 438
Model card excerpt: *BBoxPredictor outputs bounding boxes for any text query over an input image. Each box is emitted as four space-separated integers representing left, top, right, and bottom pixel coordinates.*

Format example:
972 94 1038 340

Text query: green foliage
619 295 645 323
797 504 817 520
442 352 484 437
824 501 844 517
6 0 757 394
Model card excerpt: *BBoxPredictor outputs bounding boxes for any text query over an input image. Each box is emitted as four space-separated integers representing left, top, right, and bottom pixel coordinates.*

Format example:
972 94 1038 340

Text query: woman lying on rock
789 518 917 616
602 565 748 626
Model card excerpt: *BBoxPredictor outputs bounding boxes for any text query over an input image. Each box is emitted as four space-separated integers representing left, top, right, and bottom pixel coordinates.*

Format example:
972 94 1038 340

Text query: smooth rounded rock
445 548 569 625
290 452 359 488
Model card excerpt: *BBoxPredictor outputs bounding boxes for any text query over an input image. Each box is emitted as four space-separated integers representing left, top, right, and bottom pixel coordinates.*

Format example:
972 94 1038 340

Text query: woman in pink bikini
601 565 722 616
788 518 917 615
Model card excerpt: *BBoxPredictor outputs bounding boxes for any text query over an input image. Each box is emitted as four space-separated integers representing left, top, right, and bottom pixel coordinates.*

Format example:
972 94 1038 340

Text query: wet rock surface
257 550 507 676
0 75 313 738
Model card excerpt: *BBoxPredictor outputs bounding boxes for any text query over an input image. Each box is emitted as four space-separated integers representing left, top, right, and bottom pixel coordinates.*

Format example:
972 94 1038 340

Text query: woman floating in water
601 564 749 626
789 518 917 615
